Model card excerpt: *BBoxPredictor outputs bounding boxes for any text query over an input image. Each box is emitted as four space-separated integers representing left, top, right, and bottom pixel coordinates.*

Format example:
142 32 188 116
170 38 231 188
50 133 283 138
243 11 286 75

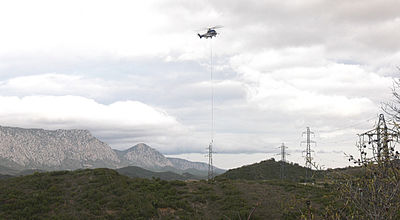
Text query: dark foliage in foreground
0 169 194 219
0 168 338 219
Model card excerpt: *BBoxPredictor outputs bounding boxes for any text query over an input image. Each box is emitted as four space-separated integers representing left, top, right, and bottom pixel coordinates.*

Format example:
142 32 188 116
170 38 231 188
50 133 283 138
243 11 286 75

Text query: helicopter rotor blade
194 27 209 32
210 25 224 29
194 25 224 32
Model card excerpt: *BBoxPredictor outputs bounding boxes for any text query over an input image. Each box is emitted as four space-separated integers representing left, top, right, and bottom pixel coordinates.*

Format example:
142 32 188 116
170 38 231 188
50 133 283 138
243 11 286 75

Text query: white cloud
230 47 393 118
0 95 179 127
0 74 108 96
0 95 189 148
0 0 184 58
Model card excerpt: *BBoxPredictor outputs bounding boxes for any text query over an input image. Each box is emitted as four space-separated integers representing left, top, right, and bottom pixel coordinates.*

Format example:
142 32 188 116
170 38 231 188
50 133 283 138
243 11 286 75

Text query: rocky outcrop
0 126 120 170
114 143 224 174
0 126 224 176
114 143 173 169
167 157 210 171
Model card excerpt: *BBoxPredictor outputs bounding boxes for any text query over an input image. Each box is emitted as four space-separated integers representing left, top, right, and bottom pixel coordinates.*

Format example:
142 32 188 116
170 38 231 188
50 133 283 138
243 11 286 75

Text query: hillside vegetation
217 159 322 182
116 166 199 181
0 168 338 219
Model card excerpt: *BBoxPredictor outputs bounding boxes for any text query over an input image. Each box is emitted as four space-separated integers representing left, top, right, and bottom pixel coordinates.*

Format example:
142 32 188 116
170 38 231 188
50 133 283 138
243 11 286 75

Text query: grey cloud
167 0 400 59
0 0 399 168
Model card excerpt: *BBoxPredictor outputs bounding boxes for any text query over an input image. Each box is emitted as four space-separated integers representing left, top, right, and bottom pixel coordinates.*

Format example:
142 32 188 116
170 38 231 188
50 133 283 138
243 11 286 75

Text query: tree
382 72 400 120
327 113 400 219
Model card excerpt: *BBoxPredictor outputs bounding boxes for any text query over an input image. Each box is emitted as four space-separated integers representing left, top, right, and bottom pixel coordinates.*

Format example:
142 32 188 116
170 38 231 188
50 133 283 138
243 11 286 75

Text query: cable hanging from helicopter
198 25 222 180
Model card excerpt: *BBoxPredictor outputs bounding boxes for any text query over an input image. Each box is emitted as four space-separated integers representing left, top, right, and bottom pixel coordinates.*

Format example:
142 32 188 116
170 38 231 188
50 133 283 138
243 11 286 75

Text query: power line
317 115 382 145
319 137 356 144
318 116 377 133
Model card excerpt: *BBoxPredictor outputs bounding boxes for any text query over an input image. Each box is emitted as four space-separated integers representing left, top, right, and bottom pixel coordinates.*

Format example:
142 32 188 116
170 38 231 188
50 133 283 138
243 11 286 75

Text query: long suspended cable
197 27 221 181
318 116 377 133
319 137 357 144
210 39 214 143
208 38 214 181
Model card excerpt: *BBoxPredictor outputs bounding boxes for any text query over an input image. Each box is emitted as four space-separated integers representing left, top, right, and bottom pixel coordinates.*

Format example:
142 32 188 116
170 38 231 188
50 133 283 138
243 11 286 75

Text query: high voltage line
316 116 381 145
317 116 377 133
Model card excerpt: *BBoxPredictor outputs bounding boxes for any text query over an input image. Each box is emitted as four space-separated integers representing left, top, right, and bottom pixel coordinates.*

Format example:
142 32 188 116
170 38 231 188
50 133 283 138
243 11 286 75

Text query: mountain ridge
114 143 174 168
113 143 224 177
0 126 120 170
0 126 224 177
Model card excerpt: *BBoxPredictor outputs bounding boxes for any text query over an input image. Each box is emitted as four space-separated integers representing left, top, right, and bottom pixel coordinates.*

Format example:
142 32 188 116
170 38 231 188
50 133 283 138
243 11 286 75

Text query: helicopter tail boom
198 33 203 39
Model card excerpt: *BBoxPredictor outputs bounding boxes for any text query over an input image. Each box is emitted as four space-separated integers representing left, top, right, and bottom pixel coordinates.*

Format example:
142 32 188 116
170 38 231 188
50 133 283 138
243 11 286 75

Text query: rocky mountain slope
114 143 224 175
114 143 173 168
0 126 224 176
0 126 120 170
167 157 225 174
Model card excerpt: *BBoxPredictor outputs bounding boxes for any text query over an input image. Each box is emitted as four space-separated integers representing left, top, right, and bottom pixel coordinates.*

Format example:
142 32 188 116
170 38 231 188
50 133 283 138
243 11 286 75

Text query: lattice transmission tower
277 143 289 179
207 141 214 180
301 127 316 181
357 114 400 165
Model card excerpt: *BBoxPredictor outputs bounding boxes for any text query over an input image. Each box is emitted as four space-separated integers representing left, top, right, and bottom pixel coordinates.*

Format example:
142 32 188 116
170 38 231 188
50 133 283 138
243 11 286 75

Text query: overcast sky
0 0 399 169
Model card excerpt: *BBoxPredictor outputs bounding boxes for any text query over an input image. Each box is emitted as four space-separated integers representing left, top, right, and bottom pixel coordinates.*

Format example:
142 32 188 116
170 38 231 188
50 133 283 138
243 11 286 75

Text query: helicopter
197 25 223 39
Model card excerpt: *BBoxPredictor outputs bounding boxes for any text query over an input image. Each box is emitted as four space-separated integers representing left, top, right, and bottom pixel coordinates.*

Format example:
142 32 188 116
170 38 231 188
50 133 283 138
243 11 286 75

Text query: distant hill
217 158 317 181
114 143 224 177
16 169 45 176
0 165 19 175
0 164 45 177
167 157 225 175
0 174 13 180
116 166 200 181
114 143 174 168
